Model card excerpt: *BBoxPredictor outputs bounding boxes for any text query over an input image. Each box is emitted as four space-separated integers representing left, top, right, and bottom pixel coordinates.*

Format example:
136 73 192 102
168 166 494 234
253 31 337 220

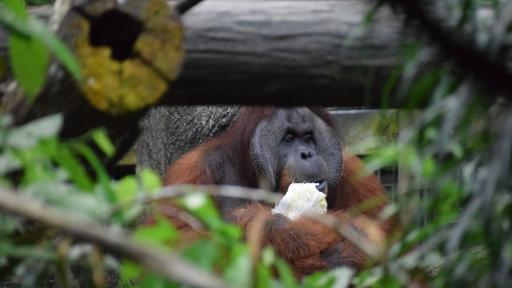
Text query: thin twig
134 185 384 259
48 0 72 31
158 184 282 204
0 188 226 288
111 184 282 215
309 214 385 260
158 205 204 231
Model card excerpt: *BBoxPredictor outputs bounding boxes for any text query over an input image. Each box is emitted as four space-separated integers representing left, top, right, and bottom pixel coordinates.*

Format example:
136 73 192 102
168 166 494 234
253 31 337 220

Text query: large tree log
0 0 411 175
1 0 185 172
1 0 409 107
167 0 407 106
139 0 403 173
134 0 407 173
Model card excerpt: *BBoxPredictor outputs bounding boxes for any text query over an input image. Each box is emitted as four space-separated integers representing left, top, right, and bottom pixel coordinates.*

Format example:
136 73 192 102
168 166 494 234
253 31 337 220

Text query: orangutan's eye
304 132 314 142
283 132 295 142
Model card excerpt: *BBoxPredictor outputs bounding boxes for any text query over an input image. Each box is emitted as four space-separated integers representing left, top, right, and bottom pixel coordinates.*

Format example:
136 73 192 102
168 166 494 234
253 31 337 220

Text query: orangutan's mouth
316 180 327 193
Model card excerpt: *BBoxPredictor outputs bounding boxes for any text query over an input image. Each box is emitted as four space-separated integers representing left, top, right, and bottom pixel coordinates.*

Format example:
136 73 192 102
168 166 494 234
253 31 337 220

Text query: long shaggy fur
162 107 391 277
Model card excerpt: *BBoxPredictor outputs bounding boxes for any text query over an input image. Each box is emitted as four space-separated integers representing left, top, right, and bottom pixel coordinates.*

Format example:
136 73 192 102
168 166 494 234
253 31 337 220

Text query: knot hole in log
74 8 143 61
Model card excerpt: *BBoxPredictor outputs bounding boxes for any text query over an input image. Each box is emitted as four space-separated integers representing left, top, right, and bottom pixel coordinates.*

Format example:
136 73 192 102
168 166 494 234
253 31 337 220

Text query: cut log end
68 0 184 115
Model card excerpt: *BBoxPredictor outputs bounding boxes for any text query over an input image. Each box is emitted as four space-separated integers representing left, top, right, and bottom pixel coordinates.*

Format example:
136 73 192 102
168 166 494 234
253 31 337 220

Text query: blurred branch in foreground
0 187 226 288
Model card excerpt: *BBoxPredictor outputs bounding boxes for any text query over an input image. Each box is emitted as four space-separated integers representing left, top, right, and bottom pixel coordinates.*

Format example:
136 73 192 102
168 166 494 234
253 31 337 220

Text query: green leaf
352 269 383 287
0 152 22 175
421 155 437 178
3 0 27 18
181 239 220 270
8 26 49 97
180 193 223 229
120 260 142 281
53 146 94 190
134 217 178 246
223 245 252 287
407 69 441 108
92 129 115 157
362 0 384 26
364 144 400 173
261 247 276 267
382 64 403 108
140 274 168 288
28 17 81 82
3 0 49 97
23 182 110 219
181 192 209 210
255 263 273 288
7 114 62 148
139 169 162 194
0 6 81 82
275 258 298 288
216 224 243 244
69 142 115 202
328 267 355 288
448 142 464 159
301 272 335 288
256 248 277 288
114 176 139 204
180 192 242 243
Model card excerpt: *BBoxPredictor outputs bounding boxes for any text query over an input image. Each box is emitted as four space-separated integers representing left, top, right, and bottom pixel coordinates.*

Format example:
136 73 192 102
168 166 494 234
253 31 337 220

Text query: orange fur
332 155 388 215
165 145 210 184
160 107 392 277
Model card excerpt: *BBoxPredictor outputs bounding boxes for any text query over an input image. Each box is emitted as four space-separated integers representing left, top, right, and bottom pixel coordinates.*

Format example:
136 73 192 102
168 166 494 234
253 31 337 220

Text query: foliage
0 113 355 287
0 0 80 98
356 1 512 287
0 0 511 287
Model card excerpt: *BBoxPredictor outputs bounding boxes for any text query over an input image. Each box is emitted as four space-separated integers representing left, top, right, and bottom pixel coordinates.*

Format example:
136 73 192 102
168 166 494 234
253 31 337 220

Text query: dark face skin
278 122 329 193
250 108 342 195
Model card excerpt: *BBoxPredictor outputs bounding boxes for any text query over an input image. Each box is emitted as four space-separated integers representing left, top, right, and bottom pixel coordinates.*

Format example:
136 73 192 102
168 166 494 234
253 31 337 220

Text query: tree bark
133 0 403 172
120 0 407 174
2 0 410 107
167 0 407 106
0 0 413 174
1 0 185 173
135 106 239 176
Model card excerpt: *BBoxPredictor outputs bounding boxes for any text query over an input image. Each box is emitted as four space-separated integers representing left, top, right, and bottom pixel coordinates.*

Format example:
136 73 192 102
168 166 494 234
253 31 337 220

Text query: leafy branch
0 187 226 288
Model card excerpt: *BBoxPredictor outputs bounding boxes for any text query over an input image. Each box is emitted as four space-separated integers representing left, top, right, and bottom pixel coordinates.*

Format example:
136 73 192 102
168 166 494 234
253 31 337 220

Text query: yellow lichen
73 0 183 115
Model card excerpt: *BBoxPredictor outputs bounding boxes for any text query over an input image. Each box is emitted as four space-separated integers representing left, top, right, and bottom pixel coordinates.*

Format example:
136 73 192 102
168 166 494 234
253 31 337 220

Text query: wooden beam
168 0 407 106
1 0 411 107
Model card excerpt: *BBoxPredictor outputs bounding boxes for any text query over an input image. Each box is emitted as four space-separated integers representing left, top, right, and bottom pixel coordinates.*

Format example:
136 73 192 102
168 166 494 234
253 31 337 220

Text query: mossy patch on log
73 0 183 115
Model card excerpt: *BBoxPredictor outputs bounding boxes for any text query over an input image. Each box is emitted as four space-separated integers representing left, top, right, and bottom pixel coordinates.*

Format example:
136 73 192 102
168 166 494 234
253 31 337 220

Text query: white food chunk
271 183 327 220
